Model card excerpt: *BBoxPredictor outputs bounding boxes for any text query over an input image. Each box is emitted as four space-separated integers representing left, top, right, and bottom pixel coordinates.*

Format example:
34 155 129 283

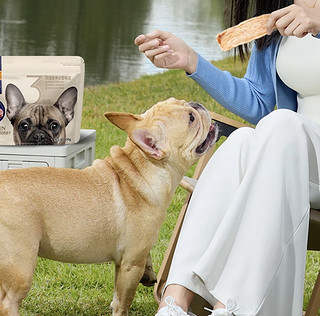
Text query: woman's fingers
134 34 146 46
153 51 178 68
293 24 310 37
267 4 315 37
144 45 171 61
137 38 161 52
145 30 173 42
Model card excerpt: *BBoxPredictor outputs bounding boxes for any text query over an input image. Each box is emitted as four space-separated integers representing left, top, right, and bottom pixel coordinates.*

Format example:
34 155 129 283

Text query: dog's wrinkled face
5 84 77 145
105 98 217 166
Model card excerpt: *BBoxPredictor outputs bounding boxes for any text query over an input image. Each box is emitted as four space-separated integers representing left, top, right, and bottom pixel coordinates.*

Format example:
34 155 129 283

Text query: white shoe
204 299 238 316
155 296 197 316
205 308 234 316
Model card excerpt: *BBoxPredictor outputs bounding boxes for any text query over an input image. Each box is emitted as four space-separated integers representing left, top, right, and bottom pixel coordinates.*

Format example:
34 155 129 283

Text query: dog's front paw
111 306 128 316
110 300 128 316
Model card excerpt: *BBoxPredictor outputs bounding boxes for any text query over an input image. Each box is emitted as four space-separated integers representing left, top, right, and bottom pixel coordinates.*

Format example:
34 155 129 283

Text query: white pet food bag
0 56 85 145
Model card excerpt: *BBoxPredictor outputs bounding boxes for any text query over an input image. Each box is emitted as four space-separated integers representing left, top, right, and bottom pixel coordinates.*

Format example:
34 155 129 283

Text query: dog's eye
20 122 30 132
50 122 60 131
189 112 195 124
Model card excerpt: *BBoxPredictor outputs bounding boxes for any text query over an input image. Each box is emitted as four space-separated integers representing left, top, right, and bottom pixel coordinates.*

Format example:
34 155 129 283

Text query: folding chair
153 112 320 316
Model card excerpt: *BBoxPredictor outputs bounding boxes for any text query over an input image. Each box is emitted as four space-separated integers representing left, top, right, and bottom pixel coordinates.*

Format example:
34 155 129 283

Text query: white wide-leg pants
166 109 320 316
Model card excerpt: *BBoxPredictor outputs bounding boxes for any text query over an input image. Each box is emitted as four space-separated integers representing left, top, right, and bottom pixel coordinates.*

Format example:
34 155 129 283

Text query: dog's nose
33 132 45 144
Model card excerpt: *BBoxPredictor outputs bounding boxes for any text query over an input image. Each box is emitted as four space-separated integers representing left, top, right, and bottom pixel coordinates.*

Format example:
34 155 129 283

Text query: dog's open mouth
195 122 217 155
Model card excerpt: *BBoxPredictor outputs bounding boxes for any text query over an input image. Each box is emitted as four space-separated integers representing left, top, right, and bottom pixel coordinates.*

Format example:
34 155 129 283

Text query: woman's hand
267 4 320 37
134 30 198 74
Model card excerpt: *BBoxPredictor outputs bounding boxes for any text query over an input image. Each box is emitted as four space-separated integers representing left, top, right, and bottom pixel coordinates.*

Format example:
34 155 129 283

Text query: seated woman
135 1 320 315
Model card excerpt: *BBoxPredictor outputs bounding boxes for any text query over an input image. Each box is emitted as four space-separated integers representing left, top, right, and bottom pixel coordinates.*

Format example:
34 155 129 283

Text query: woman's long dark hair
225 0 294 59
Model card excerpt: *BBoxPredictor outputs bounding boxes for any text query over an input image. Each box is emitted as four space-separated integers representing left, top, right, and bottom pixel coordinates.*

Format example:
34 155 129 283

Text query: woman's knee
226 126 254 144
258 109 303 131
255 109 306 146
217 110 307 159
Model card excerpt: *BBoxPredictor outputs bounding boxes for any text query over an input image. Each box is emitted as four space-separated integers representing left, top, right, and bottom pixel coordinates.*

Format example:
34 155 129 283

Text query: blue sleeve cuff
312 32 320 39
187 53 217 80
185 52 201 77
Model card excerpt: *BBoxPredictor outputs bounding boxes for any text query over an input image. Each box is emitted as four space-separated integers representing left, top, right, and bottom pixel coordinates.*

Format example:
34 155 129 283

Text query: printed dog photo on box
0 56 85 146
5 83 77 145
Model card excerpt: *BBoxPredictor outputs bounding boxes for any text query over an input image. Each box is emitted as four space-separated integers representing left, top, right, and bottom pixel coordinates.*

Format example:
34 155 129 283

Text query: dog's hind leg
0 231 39 316
0 284 20 316
0 275 26 316
0 255 38 316
139 252 157 287
0 256 38 316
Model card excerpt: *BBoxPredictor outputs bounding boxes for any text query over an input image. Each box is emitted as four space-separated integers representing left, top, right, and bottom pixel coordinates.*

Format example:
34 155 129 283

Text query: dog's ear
5 84 27 122
104 112 141 133
130 129 166 160
54 87 77 125
104 112 166 160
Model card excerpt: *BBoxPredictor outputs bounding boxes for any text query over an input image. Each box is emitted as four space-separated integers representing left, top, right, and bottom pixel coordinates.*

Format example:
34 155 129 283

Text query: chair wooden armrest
306 209 320 316
180 176 197 194
154 111 320 316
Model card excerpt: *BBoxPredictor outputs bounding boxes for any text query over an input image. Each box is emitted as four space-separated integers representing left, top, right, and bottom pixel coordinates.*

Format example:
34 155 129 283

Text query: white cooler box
0 129 96 170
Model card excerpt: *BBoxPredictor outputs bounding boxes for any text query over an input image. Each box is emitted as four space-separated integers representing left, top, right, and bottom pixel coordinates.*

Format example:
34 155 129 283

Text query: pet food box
0 56 85 145
0 129 96 170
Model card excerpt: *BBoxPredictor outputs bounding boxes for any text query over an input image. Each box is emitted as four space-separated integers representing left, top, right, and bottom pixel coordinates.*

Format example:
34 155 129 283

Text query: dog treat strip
216 14 273 51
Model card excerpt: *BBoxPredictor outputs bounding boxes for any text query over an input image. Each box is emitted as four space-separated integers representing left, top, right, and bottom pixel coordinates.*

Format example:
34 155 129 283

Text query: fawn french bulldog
0 98 217 316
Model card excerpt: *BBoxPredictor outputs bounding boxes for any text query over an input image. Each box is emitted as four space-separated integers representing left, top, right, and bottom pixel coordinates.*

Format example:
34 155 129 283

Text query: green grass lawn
20 57 320 315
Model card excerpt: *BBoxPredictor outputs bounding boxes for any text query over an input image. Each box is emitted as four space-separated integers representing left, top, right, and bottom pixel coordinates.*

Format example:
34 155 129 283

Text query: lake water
0 0 226 86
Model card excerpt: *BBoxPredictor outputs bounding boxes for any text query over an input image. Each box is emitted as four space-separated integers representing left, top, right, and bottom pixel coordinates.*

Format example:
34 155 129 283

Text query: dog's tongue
209 122 215 131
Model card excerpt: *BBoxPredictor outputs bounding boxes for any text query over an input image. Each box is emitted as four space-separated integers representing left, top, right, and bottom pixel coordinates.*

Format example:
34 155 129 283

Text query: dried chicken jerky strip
217 14 272 51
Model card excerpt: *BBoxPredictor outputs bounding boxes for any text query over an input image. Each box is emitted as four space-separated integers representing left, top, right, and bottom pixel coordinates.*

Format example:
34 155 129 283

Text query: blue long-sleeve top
189 35 319 125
